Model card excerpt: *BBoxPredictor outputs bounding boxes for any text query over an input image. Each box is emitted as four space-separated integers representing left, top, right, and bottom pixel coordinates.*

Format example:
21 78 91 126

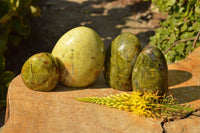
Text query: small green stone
21 52 59 91
132 45 169 96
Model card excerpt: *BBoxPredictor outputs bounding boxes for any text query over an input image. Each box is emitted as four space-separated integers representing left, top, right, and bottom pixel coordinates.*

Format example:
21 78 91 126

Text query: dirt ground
1 0 166 128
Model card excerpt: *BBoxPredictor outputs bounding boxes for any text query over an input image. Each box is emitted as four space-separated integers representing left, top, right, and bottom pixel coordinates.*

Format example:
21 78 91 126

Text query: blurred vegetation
0 55 15 108
144 0 200 63
0 0 40 108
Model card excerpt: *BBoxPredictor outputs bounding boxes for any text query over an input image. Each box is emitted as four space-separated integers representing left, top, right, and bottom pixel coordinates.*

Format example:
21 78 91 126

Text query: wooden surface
1 47 200 133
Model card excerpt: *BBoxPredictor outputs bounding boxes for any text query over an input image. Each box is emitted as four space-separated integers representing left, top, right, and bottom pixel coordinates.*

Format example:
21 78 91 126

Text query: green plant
0 55 15 108
75 91 194 119
0 0 40 54
144 0 200 63
0 0 40 107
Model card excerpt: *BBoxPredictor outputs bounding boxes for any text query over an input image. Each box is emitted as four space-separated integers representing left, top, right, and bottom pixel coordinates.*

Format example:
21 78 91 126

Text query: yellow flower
75 90 194 118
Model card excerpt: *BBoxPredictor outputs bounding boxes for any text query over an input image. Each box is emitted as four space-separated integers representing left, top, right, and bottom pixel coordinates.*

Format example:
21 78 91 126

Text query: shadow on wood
169 86 200 104
168 70 192 87
53 72 109 92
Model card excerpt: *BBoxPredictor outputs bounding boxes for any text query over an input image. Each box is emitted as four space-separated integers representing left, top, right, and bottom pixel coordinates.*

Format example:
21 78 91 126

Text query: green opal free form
21 52 59 91
132 45 169 96
52 26 105 87
104 33 142 91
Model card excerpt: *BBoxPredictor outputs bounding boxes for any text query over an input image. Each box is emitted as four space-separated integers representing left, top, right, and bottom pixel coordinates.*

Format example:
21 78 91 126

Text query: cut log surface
1 47 200 133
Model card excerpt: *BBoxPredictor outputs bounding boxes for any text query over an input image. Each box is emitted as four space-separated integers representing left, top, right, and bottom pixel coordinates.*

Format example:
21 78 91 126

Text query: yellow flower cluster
75 91 194 119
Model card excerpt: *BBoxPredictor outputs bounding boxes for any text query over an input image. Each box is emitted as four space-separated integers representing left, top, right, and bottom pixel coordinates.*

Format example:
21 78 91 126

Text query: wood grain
1 46 200 133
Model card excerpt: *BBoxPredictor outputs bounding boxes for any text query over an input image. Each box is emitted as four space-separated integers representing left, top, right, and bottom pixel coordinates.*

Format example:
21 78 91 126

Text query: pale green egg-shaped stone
52 26 105 87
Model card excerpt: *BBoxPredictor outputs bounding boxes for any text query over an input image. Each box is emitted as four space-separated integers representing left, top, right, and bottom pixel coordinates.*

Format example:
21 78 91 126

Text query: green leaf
0 1 9 18
0 71 15 88
178 7 185 13
189 0 196 6
195 6 200 17
13 0 32 11
0 100 6 108
175 21 184 27
0 33 8 53
0 55 5 73
192 22 200 31
19 0 32 8
0 83 6 103
168 33 176 44
185 42 193 54
175 55 183 62
176 42 185 55
167 0 176 6
9 34 21 47
188 26 194 32
180 32 194 39
30 5 41 17
179 0 186 5
180 23 188 32
12 18 31 37
165 50 176 63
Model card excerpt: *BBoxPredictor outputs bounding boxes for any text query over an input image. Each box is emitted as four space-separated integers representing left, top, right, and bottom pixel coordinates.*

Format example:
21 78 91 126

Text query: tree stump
1 47 200 133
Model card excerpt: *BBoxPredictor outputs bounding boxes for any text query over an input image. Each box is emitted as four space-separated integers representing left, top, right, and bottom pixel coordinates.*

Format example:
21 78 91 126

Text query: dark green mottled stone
21 52 59 91
132 45 168 96
104 33 142 91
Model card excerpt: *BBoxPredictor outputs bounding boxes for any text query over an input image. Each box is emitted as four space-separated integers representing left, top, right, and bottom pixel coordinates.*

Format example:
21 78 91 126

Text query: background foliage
0 55 15 108
146 0 200 63
0 0 40 54
0 0 40 107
